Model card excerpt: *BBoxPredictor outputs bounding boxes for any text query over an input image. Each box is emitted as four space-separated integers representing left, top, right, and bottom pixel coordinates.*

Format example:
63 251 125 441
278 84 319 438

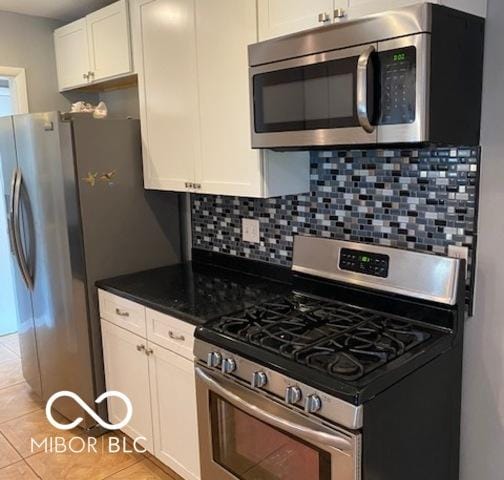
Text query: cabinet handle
136 344 146 352
83 73 89 80
145 347 154 356
194 183 201 189
185 182 193 189
88 71 95 79
115 308 130 317
318 12 330 23
168 331 185 341
334 8 346 19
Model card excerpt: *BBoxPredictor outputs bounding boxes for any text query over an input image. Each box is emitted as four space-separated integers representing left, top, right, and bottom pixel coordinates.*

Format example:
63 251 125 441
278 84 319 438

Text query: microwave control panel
339 248 390 278
378 46 416 125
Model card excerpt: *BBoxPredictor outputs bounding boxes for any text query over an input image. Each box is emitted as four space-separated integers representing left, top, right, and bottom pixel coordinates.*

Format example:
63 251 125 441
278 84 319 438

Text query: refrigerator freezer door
13 113 96 423
0 116 42 398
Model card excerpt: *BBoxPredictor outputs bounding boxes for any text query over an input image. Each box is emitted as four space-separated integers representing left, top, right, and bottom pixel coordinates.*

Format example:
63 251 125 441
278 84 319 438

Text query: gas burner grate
210 292 434 381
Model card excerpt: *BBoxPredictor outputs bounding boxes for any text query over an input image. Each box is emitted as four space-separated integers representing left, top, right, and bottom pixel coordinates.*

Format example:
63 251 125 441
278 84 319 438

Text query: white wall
460 0 504 478
99 86 140 118
0 10 70 112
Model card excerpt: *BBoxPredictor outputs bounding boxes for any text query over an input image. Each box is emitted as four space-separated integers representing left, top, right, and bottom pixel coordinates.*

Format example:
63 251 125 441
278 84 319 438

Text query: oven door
195 366 361 480
249 44 378 149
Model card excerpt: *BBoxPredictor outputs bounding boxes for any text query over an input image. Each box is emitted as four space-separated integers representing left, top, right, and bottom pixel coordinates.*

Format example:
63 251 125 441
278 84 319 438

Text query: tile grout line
0 431 22 469
0 406 44 427
100 455 146 480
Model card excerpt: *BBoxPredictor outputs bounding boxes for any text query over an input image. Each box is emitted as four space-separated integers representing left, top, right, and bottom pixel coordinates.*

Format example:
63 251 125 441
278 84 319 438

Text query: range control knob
304 394 322 414
207 351 222 368
251 371 268 389
285 386 302 405
222 358 237 374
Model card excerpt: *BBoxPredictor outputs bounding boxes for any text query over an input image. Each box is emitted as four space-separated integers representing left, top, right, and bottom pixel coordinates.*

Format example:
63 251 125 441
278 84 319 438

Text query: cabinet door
194 0 264 197
54 18 90 91
86 0 132 82
258 0 339 40
149 345 200 480
131 0 199 191
101 320 153 453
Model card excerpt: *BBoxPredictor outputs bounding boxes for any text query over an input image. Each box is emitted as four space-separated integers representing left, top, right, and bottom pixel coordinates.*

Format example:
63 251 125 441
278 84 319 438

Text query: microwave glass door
253 56 365 134
210 393 332 480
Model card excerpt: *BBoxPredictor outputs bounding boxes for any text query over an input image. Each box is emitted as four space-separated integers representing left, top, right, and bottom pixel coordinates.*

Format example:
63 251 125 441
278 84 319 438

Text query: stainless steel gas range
194 236 465 480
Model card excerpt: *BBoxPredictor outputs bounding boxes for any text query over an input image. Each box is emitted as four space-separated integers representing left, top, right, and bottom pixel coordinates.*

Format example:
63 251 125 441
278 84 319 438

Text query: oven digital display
339 248 389 278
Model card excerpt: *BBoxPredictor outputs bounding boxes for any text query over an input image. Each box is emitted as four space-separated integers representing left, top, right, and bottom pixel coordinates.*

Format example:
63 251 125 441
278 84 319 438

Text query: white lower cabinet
99 291 200 480
148 344 200 480
101 320 153 453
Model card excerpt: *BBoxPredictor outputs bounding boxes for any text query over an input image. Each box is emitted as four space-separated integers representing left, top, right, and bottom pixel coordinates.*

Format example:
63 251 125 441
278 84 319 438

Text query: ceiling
0 0 116 22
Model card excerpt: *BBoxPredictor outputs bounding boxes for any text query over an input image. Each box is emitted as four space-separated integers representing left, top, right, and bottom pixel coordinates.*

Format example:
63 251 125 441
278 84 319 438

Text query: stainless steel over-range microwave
248 3 484 149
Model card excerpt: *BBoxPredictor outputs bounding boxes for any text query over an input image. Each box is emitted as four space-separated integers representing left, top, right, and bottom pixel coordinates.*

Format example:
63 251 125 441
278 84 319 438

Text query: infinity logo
45 391 133 431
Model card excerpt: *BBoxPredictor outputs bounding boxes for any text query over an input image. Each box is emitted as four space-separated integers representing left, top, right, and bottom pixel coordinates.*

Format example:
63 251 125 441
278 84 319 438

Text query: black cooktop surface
210 292 435 382
196 282 460 404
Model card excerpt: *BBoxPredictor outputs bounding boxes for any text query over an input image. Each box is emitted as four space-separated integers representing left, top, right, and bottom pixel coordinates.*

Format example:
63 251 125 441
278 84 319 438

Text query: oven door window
210 393 332 480
253 56 367 133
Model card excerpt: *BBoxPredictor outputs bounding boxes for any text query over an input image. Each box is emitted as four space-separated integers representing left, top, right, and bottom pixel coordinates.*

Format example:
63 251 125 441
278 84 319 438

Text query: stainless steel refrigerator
0 112 180 430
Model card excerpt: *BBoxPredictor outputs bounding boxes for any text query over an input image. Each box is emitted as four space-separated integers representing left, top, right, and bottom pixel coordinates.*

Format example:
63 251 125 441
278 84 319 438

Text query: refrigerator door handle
8 168 18 254
12 168 34 290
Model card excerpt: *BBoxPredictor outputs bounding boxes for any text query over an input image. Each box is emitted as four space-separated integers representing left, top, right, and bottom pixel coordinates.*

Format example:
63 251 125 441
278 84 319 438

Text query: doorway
0 67 28 337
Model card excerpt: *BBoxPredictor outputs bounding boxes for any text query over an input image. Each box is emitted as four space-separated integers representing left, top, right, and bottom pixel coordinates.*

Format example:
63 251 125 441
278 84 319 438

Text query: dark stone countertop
95 252 292 326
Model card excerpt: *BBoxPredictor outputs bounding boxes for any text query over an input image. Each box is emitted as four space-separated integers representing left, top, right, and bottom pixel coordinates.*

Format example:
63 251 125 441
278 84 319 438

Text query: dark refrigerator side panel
71 117 181 419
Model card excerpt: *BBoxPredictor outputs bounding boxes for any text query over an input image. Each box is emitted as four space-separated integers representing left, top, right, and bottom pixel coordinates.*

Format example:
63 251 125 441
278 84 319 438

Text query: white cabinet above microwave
54 0 132 91
257 0 487 40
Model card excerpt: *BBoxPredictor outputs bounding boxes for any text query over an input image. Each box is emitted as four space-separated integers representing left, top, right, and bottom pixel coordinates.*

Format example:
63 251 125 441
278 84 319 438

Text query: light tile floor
0 334 179 480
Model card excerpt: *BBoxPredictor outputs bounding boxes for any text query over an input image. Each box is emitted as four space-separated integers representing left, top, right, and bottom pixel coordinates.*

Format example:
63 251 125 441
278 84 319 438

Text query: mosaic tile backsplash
192 147 480 305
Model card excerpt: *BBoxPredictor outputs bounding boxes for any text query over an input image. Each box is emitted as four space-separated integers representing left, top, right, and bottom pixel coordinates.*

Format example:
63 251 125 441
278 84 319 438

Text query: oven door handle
356 45 376 134
195 367 354 453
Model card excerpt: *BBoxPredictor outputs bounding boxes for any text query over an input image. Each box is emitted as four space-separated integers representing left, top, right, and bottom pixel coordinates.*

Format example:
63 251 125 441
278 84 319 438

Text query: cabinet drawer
98 290 146 337
146 308 195 360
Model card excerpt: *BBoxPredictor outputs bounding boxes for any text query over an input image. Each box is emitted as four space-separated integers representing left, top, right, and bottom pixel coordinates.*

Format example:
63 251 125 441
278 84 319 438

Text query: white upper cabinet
54 18 90 91
195 0 307 197
86 0 132 82
195 0 261 196
132 0 199 192
131 0 310 198
258 0 346 40
54 0 133 91
258 0 486 40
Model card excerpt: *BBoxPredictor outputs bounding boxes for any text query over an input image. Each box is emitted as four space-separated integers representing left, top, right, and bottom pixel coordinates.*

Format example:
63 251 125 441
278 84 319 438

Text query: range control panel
339 248 390 278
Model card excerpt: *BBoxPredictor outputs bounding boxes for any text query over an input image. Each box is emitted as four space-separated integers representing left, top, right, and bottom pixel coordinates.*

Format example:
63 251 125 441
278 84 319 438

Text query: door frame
0 66 29 114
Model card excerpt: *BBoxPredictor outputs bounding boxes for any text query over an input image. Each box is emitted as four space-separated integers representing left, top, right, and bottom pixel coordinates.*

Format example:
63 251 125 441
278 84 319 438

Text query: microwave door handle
357 45 376 134
195 367 353 453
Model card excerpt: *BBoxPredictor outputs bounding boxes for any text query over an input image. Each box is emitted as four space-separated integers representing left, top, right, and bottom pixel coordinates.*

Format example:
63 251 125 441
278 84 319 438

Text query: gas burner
210 292 434 381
